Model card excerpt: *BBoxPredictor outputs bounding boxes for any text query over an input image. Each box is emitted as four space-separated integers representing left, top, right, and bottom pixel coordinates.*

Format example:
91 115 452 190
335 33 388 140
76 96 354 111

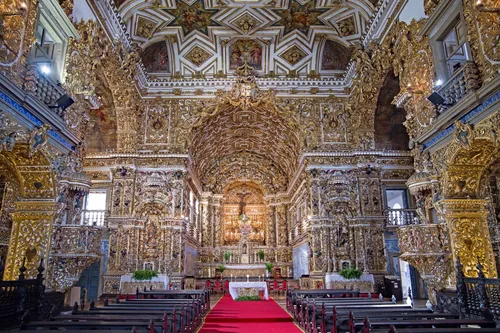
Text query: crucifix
237 186 251 216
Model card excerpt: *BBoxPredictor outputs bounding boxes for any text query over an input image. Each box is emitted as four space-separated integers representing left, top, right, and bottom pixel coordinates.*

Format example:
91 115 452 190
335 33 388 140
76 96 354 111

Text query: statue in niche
145 215 160 258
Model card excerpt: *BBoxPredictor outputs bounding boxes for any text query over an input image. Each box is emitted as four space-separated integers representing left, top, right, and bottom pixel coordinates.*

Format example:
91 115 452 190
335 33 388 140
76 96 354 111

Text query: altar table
229 281 269 300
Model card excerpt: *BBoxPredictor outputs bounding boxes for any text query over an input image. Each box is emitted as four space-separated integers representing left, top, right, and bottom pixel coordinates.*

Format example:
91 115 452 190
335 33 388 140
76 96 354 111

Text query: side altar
119 273 170 294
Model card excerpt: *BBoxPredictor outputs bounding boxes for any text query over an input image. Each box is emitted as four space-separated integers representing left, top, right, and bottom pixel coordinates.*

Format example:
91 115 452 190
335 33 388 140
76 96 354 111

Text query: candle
246 274 249 282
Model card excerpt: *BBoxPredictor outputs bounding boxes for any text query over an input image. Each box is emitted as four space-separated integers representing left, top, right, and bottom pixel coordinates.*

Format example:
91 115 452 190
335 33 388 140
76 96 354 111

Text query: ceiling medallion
231 13 262 35
281 45 307 65
185 46 212 67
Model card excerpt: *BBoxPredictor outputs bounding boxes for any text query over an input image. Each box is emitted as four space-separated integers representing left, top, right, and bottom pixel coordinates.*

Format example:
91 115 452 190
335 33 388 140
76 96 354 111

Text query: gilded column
4 201 58 280
439 199 497 278
200 200 211 246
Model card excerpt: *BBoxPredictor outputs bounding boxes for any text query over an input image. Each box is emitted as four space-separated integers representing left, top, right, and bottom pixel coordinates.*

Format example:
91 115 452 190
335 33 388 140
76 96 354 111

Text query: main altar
229 281 269 300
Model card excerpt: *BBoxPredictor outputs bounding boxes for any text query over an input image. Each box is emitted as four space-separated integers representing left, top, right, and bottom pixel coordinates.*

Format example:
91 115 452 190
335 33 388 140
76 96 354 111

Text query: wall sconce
476 0 500 13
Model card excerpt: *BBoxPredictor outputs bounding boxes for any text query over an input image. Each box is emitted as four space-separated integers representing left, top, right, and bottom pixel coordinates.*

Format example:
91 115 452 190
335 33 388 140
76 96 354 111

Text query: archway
374 70 409 150
188 92 301 276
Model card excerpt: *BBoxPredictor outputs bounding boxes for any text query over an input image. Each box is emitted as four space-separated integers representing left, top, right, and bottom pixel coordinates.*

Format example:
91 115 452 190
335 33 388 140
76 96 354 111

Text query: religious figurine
28 124 51 158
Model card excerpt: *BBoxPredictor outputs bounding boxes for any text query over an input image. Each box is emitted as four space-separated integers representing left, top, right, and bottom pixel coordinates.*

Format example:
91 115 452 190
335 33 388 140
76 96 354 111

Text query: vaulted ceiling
190 104 301 194
112 0 379 79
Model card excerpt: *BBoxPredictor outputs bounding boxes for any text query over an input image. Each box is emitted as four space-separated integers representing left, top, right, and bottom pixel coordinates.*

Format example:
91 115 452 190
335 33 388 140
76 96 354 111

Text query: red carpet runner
198 295 303 333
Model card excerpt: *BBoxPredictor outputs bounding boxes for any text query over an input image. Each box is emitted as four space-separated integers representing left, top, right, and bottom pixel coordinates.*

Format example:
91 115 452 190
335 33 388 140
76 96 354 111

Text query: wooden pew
353 315 497 333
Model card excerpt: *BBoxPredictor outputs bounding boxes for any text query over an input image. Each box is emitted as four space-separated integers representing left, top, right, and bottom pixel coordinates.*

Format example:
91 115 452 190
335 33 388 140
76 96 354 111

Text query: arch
374 70 409 150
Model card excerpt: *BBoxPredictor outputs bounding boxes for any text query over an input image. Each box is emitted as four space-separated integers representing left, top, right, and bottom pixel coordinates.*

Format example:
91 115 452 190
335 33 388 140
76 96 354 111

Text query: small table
228 281 269 300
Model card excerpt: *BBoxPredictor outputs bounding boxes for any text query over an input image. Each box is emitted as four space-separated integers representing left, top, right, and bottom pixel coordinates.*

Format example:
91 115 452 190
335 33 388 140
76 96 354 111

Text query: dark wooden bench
353 316 496 333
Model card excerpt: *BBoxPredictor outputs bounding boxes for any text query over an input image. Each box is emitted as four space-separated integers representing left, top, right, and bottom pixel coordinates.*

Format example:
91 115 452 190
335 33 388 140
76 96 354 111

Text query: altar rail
456 259 500 324
0 258 46 326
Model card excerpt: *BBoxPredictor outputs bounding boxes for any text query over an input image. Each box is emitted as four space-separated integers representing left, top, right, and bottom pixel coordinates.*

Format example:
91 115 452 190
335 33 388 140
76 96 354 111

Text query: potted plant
218 264 226 279
132 270 158 281
258 250 265 261
264 262 273 278
338 268 363 280
224 251 232 263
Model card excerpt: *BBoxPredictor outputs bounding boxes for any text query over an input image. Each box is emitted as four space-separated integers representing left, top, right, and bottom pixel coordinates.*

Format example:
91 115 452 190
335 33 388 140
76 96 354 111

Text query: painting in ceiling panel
230 40 263 70
141 41 170 72
321 40 353 71
136 17 157 39
273 0 327 35
163 0 219 36
281 45 307 66
337 16 357 37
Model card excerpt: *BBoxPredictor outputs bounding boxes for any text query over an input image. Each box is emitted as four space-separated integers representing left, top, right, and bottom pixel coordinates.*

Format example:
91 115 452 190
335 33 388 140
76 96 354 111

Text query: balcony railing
81 210 108 227
436 61 480 112
385 208 418 226
25 65 66 117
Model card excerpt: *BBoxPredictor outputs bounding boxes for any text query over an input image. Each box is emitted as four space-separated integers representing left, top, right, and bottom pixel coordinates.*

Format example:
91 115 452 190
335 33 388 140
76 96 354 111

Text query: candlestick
246 274 249 282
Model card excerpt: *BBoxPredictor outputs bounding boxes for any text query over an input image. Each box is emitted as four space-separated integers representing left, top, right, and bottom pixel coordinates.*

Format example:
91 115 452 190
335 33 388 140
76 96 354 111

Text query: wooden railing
385 208 418 226
436 61 481 113
81 210 108 227
0 258 45 326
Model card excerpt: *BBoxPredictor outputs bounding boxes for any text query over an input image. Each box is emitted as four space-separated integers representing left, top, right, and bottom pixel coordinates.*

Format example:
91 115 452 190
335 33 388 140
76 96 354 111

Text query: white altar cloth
119 274 169 291
225 264 266 269
229 281 269 300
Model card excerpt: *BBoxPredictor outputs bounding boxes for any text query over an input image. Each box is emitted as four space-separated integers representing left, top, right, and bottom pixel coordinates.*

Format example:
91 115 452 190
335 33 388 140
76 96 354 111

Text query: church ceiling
108 0 380 85
190 104 300 193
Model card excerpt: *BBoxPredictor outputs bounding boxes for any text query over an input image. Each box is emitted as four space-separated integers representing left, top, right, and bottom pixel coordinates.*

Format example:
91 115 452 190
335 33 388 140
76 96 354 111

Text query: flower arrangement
224 251 232 262
132 270 158 281
338 268 363 280
218 264 226 273
258 250 265 261
236 296 261 301
264 262 274 273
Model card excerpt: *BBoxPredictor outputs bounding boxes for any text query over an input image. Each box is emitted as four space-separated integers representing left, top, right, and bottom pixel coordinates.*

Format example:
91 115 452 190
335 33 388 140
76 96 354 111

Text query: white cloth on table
229 281 269 300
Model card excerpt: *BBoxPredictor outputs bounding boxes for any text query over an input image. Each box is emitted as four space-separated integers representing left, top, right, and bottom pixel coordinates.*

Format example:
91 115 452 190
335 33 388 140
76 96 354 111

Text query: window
385 189 409 210
441 18 469 77
31 23 60 79
82 191 107 226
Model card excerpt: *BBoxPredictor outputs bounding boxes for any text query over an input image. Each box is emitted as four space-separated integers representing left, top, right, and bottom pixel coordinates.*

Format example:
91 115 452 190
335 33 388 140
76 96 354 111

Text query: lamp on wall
49 94 74 111
476 0 500 13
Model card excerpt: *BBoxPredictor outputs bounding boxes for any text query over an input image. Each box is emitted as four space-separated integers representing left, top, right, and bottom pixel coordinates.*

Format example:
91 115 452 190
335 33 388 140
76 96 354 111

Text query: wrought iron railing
81 210 108 227
436 61 481 112
385 208 418 226
0 258 45 325
456 259 500 322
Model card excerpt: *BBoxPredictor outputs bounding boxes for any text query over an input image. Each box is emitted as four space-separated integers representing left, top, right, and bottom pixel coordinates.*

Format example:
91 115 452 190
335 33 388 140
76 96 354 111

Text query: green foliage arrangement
132 270 158 281
264 262 274 273
224 251 232 262
218 264 226 273
235 296 261 301
258 250 265 261
338 268 363 280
